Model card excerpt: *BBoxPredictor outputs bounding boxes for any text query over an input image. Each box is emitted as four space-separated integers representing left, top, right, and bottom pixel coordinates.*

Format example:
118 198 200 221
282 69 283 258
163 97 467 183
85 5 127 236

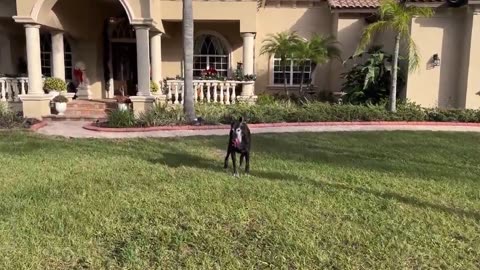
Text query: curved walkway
35 121 480 138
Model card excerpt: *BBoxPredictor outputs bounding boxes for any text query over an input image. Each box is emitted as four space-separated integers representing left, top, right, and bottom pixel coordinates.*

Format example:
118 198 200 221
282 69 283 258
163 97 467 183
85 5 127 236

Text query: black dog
224 117 251 176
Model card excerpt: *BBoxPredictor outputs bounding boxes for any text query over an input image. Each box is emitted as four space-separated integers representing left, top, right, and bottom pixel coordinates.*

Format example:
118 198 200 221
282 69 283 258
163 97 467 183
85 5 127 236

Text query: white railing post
1 79 7 102
20 78 27 96
181 82 185 105
174 82 179 104
231 82 237 104
193 82 198 102
219 83 224 104
225 82 231 105
206 82 211 103
213 82 218 103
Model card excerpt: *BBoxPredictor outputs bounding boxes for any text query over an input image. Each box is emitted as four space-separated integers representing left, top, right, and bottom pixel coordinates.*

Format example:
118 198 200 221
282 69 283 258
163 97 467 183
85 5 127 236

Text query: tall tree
260 32 301 96
293 35 341 95
356 0 433 112
183 0 196 122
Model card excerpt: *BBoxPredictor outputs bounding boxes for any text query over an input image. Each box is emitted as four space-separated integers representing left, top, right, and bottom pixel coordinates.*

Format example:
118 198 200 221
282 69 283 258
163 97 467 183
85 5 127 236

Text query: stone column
239 32 257 103
459 8 480 109
150 32 162 86
51 31 65 81
130 25 155 116
19 24 51 119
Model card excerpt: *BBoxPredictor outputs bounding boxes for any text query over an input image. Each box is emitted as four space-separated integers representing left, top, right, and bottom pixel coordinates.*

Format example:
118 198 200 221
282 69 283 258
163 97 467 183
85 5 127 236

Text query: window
40 34 52 77
40 33 73 81
194 34 229 77
273 58 313 85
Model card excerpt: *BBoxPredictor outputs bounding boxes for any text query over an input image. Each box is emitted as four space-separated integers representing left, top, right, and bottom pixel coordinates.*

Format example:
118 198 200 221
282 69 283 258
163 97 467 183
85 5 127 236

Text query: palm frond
407 37 420 71
356 21 390 55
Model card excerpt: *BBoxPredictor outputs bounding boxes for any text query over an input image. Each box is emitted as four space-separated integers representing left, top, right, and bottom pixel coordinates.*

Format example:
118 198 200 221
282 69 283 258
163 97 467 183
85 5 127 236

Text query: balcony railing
0 77 29 102
165 80 252 105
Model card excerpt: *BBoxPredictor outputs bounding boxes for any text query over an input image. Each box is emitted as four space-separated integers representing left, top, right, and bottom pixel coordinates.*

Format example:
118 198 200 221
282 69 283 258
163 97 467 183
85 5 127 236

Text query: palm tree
260 32 301 96
183 0 196 122
293 35 341 95
356 0 433 112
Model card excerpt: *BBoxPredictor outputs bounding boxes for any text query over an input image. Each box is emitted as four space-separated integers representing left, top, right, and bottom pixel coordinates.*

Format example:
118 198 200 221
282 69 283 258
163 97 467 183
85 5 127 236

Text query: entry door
112 42 137 96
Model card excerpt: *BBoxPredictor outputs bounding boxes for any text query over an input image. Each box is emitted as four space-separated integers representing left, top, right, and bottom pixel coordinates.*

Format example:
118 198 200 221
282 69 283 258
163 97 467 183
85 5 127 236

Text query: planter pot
118 103 128 111
55 102 67 116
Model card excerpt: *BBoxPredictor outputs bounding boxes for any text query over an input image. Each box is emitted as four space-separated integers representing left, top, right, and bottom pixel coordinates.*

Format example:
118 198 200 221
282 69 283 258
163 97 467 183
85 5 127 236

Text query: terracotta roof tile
328 0 380 9
328 0 443 9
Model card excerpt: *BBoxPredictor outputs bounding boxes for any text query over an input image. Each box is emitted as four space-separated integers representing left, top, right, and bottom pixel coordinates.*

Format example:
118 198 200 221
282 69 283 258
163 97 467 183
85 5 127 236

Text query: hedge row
105 101 480 128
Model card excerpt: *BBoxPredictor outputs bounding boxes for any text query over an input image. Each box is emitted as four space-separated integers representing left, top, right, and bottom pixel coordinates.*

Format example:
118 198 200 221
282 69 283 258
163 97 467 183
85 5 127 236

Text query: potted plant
115 95 130 111
151 80 160 96
43 77 67 97
52 95 69 116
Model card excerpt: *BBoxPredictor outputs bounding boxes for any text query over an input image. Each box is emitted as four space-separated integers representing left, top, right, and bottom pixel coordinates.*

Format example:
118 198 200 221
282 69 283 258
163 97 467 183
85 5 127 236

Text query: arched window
40 33 74 81
194 34 229 77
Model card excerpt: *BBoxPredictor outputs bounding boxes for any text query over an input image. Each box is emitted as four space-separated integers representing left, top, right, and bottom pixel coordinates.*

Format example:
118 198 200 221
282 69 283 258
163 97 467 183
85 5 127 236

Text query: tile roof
328 0 380 9
328 0 443 9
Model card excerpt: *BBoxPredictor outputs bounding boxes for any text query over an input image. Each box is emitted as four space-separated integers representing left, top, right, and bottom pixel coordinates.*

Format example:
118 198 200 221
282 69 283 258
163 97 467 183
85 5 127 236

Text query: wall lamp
432 54 441 67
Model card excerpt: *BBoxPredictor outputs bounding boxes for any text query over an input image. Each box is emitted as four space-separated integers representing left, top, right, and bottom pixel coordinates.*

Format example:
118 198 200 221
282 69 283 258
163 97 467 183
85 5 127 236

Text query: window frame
271 57 314 86
40 33 74 82
193 32 231 78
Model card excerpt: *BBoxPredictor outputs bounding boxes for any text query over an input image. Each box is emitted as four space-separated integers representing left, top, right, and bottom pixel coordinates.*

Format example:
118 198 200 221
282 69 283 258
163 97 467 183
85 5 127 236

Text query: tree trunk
390 33 401 112
183 0 196 122
282 59 289 97
299 63 306 97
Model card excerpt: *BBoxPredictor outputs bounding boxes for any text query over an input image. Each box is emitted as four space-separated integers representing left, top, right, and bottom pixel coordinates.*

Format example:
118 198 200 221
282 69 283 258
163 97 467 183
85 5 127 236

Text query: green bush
52 95 69 103
106 109 136 128
137 104 185 127
0 103 24 129
43 77 67 93
151 81 160 93
103 98 480 128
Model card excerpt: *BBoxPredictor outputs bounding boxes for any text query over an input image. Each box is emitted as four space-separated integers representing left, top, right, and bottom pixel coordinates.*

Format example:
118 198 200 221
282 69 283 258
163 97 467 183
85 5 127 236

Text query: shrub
151 81 160 93
0 103 24 129
137 104 185 126
102 98 480 128
106 109 136 128
52 95 69 103
43 77 67 93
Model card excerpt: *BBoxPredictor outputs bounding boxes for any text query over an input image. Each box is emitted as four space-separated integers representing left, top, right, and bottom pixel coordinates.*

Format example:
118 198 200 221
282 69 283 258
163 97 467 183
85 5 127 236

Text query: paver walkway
36 121 480 138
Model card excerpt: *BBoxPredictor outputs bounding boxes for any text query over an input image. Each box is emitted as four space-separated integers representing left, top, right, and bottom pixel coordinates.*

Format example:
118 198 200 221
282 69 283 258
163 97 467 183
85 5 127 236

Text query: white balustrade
164 80 249 105
0 77 29 102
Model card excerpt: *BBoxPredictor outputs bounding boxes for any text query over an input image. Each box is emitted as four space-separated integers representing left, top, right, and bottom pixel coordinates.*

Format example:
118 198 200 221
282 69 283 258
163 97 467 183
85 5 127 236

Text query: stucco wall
255 4 333 94
406 9 465 108
162 21 243 79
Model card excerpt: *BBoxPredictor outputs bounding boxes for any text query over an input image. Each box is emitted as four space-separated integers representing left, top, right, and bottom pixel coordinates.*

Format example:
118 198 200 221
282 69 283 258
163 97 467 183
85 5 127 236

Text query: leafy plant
52 95 69 103
106 109 136 128
342 46 405 105
260 32 301 96
0 103 24 129
151 81 160 93
292 35 341 95
357 0 434 112
43 77 67 93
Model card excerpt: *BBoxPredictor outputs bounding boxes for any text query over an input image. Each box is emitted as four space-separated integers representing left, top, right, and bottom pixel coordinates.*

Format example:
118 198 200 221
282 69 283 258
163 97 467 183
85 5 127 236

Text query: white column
25 24 43 95
240 32 256 100
241 33 255 76
51 31 65 80
135 25 151 96
150 32 162 86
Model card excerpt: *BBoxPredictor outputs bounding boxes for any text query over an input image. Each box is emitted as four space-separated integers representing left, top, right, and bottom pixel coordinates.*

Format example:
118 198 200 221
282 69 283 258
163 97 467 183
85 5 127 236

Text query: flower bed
99 99 480 128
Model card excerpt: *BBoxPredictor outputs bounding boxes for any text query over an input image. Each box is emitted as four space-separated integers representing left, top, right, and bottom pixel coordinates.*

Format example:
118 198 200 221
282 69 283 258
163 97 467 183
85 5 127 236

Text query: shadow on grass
145 150 480 221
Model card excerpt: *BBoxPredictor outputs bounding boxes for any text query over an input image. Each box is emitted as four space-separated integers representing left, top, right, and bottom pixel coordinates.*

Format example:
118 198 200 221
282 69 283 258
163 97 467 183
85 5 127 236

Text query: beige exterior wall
255 4 333 94
162 21 243 79
406 9 465 108
4 0 480 109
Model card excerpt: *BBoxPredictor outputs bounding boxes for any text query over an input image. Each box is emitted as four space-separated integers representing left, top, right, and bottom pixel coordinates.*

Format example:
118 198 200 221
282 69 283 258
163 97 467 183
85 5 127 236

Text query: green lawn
0 131 479 269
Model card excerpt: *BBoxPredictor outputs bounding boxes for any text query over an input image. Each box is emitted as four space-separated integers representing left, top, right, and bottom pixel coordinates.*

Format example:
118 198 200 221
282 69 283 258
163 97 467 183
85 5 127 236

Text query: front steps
44 100 117 121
